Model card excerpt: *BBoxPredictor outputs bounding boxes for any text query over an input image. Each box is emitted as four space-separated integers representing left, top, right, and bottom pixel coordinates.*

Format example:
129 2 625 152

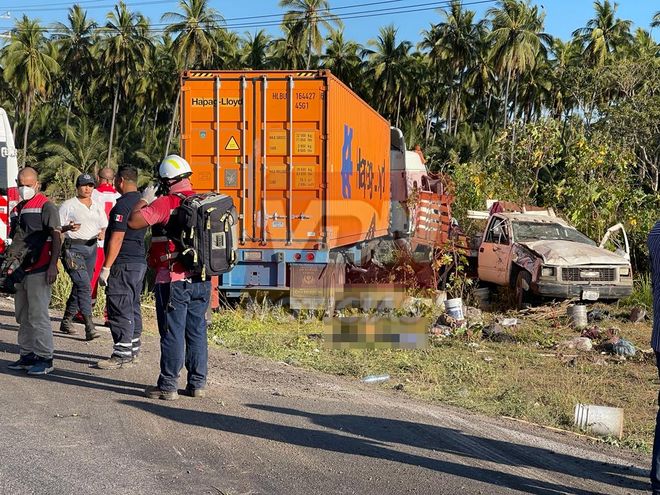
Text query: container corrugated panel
180 70 391 251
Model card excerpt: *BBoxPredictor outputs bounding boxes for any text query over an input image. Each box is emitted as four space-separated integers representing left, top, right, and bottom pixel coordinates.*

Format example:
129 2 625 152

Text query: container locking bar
260 75 268 245
240 75 247 244
286 75 294 245
214 76 221 193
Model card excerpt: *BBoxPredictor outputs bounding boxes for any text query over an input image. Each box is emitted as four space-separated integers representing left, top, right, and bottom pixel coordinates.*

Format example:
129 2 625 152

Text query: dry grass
209 298 658 452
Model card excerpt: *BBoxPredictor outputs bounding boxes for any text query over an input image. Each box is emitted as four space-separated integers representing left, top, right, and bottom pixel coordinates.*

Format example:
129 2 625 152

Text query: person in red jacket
89 167 121 324
7 167 62 375
128 155 211 400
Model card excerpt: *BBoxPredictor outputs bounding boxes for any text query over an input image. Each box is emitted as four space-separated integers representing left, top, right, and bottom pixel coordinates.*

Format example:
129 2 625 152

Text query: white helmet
158 154 192 181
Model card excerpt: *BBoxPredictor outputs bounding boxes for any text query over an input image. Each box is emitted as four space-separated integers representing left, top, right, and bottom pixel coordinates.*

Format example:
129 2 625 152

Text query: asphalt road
0 297 652 495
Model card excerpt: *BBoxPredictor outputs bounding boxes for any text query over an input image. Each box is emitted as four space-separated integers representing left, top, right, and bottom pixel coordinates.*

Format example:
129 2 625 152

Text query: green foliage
621 274 653 310
0 1 655 270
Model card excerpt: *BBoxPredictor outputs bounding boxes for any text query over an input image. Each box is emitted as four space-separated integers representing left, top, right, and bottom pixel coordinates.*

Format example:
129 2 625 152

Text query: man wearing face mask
6 167 62 375
128 154 211 400
58 173 108 340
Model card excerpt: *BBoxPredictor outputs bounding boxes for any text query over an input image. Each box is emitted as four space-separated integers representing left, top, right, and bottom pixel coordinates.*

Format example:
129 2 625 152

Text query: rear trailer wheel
514 270 532 309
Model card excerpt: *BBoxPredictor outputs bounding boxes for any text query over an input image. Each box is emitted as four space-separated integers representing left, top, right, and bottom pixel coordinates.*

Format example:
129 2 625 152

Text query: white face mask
18 186 36 201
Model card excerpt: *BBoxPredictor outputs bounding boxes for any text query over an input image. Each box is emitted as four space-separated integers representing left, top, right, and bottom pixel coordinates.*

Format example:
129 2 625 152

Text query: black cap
76 173 95 187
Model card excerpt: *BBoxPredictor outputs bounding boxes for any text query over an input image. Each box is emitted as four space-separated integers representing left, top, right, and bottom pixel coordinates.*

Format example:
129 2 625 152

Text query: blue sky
1 0 658 43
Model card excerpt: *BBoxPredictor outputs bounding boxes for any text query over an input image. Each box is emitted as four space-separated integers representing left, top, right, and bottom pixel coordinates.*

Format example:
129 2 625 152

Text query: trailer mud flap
290 262 345 310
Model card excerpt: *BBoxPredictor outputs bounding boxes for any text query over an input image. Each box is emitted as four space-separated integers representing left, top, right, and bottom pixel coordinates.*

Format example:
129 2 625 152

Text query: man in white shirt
59 173 108 340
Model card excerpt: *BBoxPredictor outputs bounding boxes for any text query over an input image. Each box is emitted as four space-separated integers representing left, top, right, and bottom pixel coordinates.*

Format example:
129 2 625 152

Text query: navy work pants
652 352 660 494
63 242 96 316
106 263 146 359
154 280 211 392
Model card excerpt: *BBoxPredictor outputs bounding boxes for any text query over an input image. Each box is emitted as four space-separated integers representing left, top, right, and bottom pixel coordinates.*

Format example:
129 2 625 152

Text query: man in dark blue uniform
649 220 660 494
95 166 147 369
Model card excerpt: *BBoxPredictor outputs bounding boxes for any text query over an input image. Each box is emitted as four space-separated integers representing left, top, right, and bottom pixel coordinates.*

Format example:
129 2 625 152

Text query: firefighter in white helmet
128 154 211 400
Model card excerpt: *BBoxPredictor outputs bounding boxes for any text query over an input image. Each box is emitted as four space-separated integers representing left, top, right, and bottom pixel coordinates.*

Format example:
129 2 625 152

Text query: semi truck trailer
180 69 453 308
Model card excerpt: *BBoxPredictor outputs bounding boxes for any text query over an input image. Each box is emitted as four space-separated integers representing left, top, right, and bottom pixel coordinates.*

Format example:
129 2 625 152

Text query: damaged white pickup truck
475 209 633 306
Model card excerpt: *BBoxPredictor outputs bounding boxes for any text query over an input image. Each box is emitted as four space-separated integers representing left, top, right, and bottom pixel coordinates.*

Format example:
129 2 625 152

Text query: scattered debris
361 374 390 384
587 308 608 323
482 323 504 339
558 337 593 352
434 313 463 328
393 383 405 391
401 296 433 316
465 307 483 327
580 326 601 340
500 318 519 327
574 403 624 439
429 325 452 337
482 323 517 343
612 339 636 357
567 305 588 329
629 307 646 323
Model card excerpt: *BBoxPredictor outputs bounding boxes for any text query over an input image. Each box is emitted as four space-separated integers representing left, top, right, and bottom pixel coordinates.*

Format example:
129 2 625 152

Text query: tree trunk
395 90 402 129
447 87 453 135
107 84 120 167
424 110 432 146
22 93 32 167
152 105 159 134
64 94 73 144
503 66 512 127
165 86 181 158
306 25 313 70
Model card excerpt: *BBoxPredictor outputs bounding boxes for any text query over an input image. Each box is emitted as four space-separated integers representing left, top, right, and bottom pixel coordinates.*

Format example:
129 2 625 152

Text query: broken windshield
511 222 596 246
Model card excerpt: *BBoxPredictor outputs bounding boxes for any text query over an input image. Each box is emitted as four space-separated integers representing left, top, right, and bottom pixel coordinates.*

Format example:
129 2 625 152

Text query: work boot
144 385 178 401
83 314 101 341
60 312 77 335
96 355 133 370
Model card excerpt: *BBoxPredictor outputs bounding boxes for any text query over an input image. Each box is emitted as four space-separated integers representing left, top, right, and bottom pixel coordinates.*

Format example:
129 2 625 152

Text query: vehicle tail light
306 252 315 261
294 253 301 261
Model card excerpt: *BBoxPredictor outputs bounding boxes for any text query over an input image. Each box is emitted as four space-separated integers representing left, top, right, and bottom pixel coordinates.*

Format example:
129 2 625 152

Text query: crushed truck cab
476 209 633 305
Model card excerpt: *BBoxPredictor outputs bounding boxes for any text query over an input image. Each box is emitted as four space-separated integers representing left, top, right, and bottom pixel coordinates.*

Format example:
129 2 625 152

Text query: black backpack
175 193 238 277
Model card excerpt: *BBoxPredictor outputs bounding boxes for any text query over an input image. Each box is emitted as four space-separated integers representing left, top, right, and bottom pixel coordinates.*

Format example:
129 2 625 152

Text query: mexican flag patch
114 214 124 222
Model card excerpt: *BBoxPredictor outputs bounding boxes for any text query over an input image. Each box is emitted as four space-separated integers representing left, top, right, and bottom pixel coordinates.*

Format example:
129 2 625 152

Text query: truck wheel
514 271 532 309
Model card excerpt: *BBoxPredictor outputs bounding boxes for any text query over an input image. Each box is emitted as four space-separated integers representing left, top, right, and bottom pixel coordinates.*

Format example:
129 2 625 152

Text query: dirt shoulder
0 296 651 495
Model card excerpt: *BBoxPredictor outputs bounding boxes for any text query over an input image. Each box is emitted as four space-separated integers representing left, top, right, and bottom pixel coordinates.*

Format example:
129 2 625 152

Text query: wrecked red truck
471 204 634 306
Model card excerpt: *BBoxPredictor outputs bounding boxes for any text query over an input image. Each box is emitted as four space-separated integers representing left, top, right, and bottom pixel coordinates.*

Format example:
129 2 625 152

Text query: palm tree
279 0 342 69
572 0 632 67
421 1 485 135
162 0 221 156
52 5 98 141
241 30 272 70
101 1 152 166
653 11 660 28
321 30 362 88
626 28 659 60
162 0 221 69
2 15 60 166
362 25 413 125
487 0 550 126
41 116 108 199
271 22 307 69
548 38 581 118
214 29 243 69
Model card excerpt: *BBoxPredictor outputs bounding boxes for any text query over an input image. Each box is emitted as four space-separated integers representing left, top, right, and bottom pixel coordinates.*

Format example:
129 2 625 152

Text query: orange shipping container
180 70 391 251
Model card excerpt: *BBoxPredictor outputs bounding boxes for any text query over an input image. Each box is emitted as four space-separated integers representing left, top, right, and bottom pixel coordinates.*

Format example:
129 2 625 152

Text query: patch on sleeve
114 214 124 222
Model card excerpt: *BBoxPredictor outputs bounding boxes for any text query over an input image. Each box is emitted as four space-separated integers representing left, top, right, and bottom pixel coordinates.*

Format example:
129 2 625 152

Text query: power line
0 0 497 34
